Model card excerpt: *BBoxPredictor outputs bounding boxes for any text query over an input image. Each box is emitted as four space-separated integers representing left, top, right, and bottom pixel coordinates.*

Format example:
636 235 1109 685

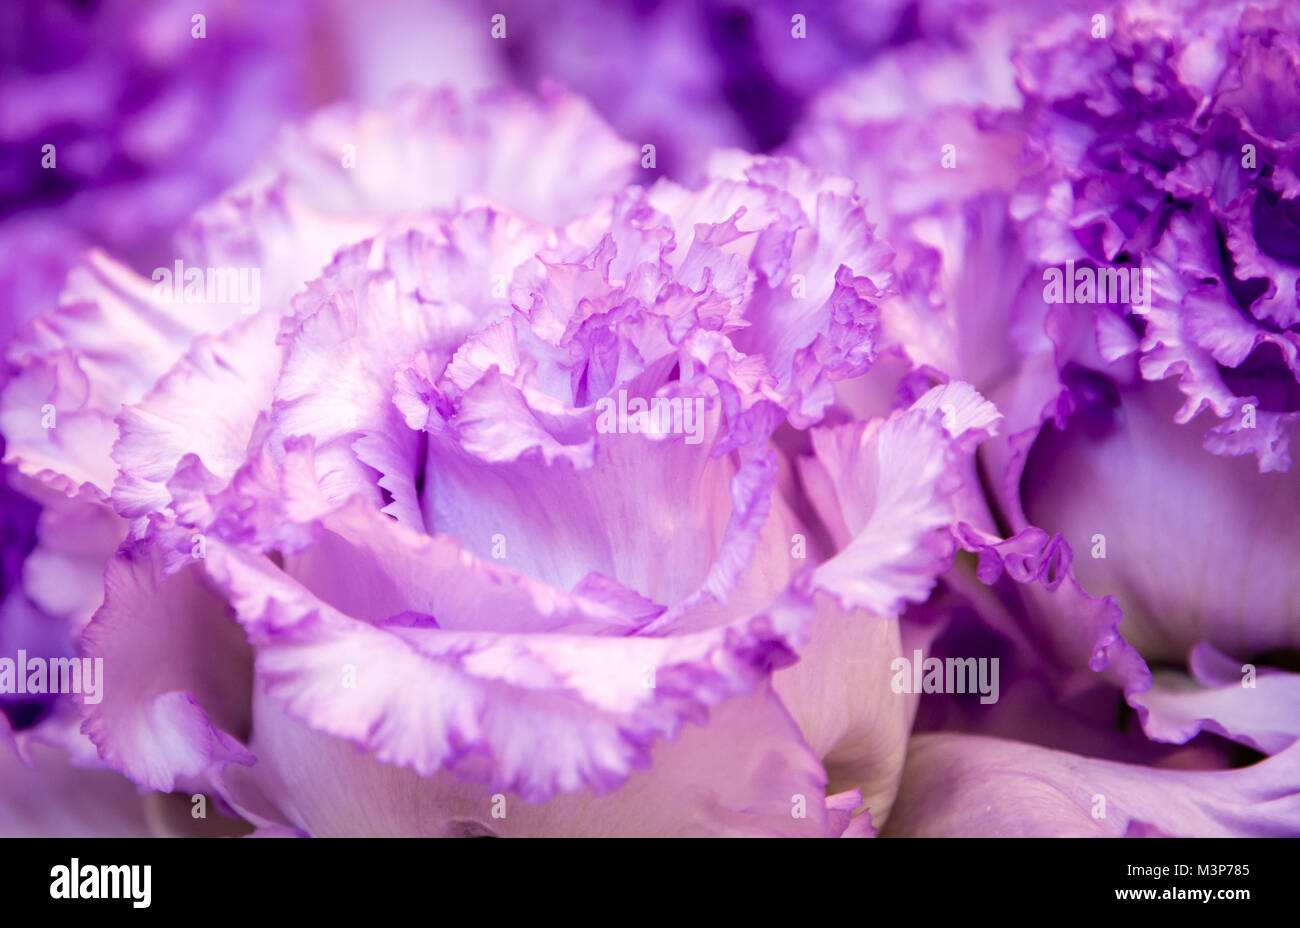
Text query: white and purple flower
1 0 1296 839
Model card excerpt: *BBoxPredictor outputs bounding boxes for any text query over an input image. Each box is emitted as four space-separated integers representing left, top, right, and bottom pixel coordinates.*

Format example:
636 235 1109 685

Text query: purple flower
5 87 1007 836
998 1 1300 775
486 0 1026 182
0 0 330 351
3 1 1297 840
783 0 1300 835
1010 0 1300 471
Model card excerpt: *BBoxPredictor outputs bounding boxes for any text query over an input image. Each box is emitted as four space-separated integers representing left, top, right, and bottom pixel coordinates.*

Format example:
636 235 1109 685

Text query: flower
781 0 1300 836
0 0 328 355
3 0 1297 840
6 84 1017 836
484 0 1024 182
1010 0 1300 472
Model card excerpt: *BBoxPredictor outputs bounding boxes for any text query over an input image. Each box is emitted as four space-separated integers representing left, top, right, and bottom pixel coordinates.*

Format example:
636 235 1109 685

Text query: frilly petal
19 492 124 632
802 382 1000 615
112 310 283 524
1141 208 1300 473
261 84 639 227
2 251 248 498
201 507 816 804
1132 642 1300 755
966 533 1151 702
80 544 254 792
239 676 841 837
182 85 638 314
274 214 551 528
648 153 895 426
884 732 1300 837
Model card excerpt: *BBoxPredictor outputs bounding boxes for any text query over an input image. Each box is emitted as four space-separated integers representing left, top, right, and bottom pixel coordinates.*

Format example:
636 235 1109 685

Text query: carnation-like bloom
6 2 1298 840
1008 0 1300 472
1003 0 1300 757
783 0 1300 835
0 85 637 835
4 87 1020 836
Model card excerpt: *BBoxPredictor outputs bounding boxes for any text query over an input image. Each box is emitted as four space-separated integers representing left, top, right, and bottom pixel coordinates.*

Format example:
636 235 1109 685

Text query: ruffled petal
952 524 1152 700
239 676 841 837
200 501 816 805
80 544 255 792
181 85 638 315
273 214 551 529
884 733 1300 837
259 85 638 227
648 154 895 427
19 491 124 632
1 251 250 498
1132 642 1300 755
801 382 1000 615
1141 208 1300 473
112 310 283 523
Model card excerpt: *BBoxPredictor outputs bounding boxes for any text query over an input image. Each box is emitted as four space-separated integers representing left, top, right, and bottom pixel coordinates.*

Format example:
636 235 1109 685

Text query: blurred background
0 0 1022 343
